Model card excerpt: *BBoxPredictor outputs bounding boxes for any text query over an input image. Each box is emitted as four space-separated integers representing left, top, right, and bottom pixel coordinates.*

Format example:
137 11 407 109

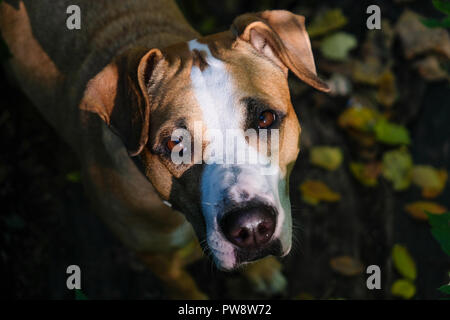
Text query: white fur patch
187 39 291 269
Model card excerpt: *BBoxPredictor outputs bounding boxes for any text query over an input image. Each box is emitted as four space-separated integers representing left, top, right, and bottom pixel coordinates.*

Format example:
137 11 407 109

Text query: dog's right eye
166 137 185 156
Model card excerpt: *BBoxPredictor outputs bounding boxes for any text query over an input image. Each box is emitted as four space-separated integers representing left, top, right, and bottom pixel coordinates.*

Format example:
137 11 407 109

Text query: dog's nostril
220 206 276 249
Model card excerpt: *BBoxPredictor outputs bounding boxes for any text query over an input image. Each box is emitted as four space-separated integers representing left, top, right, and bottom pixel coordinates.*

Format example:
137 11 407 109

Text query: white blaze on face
187 39 291 269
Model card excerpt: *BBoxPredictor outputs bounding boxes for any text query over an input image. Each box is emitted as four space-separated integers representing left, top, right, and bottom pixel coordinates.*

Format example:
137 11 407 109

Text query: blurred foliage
427 212 450 297
391 244 417 299
320 32 357 61
299 180 341 205
405 201 447 221
422 0 450 28
309 146 343 171
308 9 348 38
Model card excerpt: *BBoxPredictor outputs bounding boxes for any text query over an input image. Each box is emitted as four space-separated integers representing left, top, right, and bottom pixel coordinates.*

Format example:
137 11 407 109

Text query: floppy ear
231 10 329 92
80 47 164 156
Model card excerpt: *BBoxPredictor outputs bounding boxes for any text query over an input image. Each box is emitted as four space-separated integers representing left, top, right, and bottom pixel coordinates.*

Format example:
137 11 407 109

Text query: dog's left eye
258 111 276 129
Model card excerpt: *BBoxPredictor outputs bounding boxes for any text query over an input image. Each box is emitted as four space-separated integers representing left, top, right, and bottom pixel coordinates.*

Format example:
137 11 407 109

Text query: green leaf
391 279 416 299
374 119 411 145
427 211 450 255
392 244 417 280
427 211 450 229
433 0 450 15
66 171 81 183
431 227 450 256
421 17 450 28
382 148 413 191
75 289 88 300
438 284 450 295
309 146 343 171
320 32 357 61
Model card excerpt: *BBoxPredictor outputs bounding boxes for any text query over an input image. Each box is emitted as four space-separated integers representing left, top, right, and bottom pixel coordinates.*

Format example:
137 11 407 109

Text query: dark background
1 0 449 299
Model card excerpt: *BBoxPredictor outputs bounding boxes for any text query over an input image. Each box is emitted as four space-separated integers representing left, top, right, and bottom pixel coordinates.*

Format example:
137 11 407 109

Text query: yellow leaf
330 256 364 276
299 180 341 205
338 106 380 132
310 146 343 171
308 9 348 38
411 165 447 198
392 244 417 280
382 148 413 191
404 201 448 221
391 279 416 299
376 70 398 108
349 162 382 187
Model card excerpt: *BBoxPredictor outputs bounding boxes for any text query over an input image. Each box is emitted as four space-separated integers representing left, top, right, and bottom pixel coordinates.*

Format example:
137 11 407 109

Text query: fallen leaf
392 244 417 280
376 71 398 107
382 148 413 191
404 201 448 220
391 279 416 299
299 180 341 205
422 16 450 28
432 0 450 14
411 165 447 198
320 32 357 61
374 119 411 145
308 9 348 38
349 162 382 187
438 284 450 295
338 106 380 132
310 146 343 171
352 57 389 86
330 256 364 276
395 10 450 59
414 56 449 81
427 212 450 255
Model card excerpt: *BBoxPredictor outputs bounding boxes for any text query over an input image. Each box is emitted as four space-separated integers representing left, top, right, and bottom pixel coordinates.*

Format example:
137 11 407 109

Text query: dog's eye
258 111 276 129
167 137 183 152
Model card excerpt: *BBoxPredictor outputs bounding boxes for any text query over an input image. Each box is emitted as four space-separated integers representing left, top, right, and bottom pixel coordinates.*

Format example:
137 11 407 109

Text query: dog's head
82 10 329 270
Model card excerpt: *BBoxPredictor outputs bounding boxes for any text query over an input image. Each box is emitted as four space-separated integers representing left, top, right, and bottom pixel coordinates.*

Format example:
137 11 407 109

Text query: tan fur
0 1 327 299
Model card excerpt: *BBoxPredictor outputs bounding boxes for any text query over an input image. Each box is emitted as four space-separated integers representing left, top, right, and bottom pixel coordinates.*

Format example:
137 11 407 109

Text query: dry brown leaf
414 56 449 81
350 162 382 187
330 256 364 276
376 70 398 107
404 201 448 221
395 10 450 59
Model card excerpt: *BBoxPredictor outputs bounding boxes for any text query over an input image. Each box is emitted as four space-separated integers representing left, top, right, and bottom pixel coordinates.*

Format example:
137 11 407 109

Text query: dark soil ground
1 0 449 299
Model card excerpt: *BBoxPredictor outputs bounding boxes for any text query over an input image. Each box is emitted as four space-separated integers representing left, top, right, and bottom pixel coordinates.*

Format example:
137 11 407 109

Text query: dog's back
0 0 197 145
0 0 198 254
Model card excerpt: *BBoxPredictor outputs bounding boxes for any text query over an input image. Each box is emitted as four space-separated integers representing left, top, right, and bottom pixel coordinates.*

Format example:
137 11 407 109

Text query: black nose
220 206 276 249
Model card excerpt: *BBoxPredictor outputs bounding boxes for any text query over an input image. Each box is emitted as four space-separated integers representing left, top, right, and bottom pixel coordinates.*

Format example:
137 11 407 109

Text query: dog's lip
217 202 277 222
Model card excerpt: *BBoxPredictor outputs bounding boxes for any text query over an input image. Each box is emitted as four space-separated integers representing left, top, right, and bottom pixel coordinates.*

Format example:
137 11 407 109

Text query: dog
0 0 329 299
